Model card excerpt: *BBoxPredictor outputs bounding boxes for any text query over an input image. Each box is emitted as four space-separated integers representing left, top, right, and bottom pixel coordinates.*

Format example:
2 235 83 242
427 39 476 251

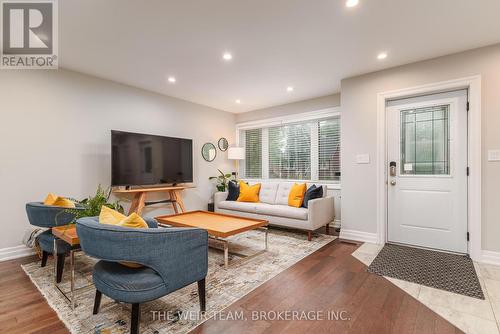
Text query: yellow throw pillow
43 193 75 208
237 182 261 202
118 212 149 229
99 207 148 268
99 206 127 225
288 183 307 208
43 193 57 205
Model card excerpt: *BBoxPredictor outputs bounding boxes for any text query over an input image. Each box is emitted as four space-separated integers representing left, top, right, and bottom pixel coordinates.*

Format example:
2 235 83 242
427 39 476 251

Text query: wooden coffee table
155 211 269 268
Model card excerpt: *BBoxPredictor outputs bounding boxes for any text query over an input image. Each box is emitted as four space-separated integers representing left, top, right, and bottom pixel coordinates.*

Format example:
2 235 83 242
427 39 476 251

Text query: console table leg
175 190 186 212
169 190 179 214
129 192 147 215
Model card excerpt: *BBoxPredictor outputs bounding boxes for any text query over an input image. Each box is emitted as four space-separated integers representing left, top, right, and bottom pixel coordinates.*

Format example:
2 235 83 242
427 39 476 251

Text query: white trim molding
481 250 500 266
340 229 378 244
235 107 340 132
0 245 35 262
376 75 482 260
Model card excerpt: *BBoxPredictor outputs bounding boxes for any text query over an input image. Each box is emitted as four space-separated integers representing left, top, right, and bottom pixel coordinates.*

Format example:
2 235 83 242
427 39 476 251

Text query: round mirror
218 137 228 151
202 143 217 162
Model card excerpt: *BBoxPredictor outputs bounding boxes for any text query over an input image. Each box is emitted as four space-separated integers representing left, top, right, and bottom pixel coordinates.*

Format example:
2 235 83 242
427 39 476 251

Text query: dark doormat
367 243 484 299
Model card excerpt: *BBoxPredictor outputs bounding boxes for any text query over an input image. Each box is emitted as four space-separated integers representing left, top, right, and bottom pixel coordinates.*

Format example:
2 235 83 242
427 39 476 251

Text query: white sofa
214 182 334 240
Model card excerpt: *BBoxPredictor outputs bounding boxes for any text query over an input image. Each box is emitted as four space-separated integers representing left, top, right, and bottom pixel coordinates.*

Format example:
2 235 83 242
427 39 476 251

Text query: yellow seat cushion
99 206 148 268
43 193 75 208
288 183 307 208
237 182 261 203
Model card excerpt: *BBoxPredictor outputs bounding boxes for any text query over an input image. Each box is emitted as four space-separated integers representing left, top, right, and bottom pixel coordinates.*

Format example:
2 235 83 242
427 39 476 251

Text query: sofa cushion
237 182 261 202
275 182 295 205
254 203 308 220
288 183 307 207
258 182 279 204
226 180 240 201
218 201 258 213
302 184 324 208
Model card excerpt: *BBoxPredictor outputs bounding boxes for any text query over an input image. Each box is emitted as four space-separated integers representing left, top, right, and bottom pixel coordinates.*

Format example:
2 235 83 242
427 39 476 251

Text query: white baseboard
0 245 35 262
339 229 379 244
480 250 500 266
333 219 341 229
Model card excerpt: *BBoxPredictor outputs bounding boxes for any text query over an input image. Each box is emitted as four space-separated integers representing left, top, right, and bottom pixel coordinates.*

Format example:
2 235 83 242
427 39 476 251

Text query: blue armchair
76 217 208 334
26 202 84 283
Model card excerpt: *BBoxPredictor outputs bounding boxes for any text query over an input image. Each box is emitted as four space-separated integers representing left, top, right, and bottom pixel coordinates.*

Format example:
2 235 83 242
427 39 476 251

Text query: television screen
111 130 193 186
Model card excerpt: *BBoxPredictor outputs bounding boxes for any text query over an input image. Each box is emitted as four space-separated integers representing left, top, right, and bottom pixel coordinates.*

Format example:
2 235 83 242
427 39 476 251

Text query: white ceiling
60 0 500 113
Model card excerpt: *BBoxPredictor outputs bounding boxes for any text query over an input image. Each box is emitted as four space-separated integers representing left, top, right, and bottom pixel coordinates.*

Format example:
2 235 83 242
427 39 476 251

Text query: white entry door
387 90 468 253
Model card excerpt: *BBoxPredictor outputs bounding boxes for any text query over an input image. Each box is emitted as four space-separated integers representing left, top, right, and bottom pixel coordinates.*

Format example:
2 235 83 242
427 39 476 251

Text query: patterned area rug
367 244 484 299
22 229 335 334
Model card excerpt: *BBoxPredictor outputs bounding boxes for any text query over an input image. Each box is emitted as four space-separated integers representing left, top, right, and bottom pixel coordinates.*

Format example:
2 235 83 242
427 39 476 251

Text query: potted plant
57 185 124 225
209 169 234 192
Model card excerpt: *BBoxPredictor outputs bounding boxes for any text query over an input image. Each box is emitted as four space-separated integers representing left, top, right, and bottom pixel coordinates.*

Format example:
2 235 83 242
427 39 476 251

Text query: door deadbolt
389 161 397 177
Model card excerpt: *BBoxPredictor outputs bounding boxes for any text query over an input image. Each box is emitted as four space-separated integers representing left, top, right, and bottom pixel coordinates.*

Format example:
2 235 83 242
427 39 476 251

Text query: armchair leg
198 278 206 312
41 251 49 267
131 303 140 334
307 231 312 241
325 223 330 235
93 290 102 315
56 253 65 283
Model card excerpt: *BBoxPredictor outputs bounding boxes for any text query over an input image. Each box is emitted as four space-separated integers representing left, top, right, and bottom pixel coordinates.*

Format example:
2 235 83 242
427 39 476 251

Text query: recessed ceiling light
223 52 233 61
235 99 241 104
345 0 359 8
167 76 176 83
287 86 294 92
377 52 388 60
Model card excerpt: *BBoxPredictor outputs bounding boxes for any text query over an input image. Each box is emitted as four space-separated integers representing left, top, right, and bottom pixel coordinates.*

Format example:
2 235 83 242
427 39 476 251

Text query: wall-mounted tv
111 130 193 186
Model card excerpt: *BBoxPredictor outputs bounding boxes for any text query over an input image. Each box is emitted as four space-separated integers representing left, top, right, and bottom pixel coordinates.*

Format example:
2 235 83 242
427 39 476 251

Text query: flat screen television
111 130 193 186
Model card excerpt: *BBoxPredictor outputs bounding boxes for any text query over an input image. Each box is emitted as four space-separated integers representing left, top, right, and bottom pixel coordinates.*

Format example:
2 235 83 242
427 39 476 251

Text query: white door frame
376 75 482 260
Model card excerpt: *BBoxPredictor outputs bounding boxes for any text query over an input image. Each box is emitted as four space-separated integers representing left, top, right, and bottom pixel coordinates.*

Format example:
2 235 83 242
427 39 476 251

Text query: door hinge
466 167 470 176
467 101 470 111
467 232 470 241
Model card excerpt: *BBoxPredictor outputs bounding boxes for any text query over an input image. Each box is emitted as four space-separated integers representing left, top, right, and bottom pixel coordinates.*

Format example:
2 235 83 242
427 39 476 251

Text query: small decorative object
218 137 229 151
202 142 217 162
58 185 124 224
209 169 234 192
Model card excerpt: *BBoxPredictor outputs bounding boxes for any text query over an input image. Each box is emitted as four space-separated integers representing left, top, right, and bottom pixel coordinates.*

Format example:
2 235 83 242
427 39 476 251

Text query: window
244 128 262 178
239 112 340 182
269 123 312 179
319 118 341 181
400 105 449 175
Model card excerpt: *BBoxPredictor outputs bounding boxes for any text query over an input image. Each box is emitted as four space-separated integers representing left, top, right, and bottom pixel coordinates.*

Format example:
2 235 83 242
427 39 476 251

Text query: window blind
244 128 262 178
242 115 340 182
268 123 312 180
318 118 341 181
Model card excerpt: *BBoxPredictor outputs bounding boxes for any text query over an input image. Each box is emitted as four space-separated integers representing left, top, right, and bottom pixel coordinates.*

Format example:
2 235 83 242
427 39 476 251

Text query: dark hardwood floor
0 255 69 334
192 238 462 334
0 229 462 334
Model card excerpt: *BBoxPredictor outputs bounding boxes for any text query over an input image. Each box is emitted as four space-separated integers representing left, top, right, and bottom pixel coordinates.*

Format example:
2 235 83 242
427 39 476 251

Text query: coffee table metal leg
265 227 269 250
70 249 75 310
223 240 229 269
53 238 58 283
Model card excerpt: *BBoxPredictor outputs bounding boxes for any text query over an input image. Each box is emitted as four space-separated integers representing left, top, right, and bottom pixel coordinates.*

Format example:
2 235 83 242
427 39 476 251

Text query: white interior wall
0 69 235 251
340 43 500 253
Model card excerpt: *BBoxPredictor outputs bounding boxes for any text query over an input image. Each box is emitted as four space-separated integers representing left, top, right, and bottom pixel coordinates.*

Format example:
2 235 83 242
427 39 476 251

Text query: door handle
390 180 396 186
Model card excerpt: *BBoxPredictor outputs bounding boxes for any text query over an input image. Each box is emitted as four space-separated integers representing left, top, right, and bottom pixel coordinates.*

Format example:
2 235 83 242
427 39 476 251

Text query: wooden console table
113 186 187 215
